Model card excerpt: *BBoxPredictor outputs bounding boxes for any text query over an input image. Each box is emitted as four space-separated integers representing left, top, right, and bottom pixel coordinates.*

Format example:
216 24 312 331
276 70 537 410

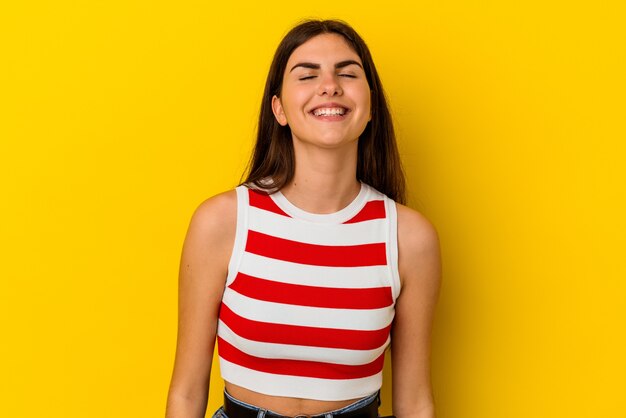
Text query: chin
316 138 359 150
291 129 361 150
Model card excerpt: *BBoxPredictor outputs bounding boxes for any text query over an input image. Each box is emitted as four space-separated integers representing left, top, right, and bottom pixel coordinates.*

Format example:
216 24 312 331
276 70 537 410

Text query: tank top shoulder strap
382 193 401 300
226 185 251 287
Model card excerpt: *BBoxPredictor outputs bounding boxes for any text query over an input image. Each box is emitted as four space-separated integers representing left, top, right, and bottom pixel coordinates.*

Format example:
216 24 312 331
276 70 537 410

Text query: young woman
166 19 441 418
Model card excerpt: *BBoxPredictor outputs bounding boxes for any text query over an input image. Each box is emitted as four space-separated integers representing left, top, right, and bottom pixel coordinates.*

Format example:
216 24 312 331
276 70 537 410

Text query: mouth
309 104 350 120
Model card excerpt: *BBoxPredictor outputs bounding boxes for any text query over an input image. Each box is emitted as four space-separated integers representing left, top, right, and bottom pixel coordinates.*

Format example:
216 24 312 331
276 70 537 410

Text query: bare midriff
224 382 362 416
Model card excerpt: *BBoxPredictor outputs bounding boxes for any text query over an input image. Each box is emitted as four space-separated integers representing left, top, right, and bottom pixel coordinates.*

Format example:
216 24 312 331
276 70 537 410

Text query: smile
312 107 346 116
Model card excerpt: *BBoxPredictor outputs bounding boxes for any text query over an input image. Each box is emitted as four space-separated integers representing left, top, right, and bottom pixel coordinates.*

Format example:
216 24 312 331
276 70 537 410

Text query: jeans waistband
222 390 380 418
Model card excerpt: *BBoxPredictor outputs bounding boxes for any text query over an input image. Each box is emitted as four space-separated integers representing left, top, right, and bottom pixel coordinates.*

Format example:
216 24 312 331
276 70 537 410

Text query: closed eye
339 74 357 78
299 76 316 81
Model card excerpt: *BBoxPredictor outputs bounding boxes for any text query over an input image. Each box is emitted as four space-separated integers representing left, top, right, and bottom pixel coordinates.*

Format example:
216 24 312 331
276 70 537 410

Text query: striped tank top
217 182 401 401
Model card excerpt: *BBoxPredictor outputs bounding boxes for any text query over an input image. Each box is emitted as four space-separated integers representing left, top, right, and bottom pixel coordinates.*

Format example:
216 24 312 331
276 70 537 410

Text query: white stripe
249 205 387 246
218 320 389 366
219 357 383 401
222 290 394 331
238 252 392 289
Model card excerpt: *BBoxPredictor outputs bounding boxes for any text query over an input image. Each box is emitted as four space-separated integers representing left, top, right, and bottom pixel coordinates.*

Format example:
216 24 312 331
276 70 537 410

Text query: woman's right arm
166 190 238 418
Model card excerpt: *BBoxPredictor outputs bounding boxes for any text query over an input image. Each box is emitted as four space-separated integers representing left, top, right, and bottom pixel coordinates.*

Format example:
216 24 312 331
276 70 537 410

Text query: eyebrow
289 60 363 73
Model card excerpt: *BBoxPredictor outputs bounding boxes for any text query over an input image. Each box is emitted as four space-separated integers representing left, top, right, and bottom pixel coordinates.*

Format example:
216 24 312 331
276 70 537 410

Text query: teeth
313 107 346 116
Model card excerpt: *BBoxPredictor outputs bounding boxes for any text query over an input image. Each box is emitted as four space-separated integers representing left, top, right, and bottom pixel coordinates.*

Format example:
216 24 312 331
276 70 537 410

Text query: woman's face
271 33 371 150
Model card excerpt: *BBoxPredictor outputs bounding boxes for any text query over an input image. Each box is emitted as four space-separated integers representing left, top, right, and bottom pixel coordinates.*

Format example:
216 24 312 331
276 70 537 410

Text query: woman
166 19 441 418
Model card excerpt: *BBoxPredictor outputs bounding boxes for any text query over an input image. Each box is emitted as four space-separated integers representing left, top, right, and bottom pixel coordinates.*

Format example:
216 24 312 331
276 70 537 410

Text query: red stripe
245 230 387 267
344 200 386 224
248 189 290 217
229 273 392 309
219 303 391 350
218 336 385 379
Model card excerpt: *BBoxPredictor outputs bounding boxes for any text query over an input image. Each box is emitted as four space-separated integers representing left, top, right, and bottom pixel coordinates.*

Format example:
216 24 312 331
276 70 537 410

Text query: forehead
286 33 361 65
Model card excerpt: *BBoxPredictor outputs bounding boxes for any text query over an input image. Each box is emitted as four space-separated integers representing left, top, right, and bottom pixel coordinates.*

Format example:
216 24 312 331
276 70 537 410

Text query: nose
316 72 343 96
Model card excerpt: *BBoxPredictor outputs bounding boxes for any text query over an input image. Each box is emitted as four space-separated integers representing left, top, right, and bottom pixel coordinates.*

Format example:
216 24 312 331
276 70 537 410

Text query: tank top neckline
269 182 370 224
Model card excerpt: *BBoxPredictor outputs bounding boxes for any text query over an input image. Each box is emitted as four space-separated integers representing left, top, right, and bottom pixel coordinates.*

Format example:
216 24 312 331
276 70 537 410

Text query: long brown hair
242 19 406 204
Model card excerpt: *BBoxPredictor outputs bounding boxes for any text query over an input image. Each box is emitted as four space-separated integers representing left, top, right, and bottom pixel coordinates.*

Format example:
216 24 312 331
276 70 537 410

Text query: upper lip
309 102 350 113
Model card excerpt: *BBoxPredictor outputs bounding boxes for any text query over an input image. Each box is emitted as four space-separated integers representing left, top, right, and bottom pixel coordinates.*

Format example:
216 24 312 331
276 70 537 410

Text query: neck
280 141 360 214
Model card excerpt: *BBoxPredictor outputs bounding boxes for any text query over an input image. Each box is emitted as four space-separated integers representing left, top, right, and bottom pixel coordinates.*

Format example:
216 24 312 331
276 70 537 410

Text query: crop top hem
220 358 384 401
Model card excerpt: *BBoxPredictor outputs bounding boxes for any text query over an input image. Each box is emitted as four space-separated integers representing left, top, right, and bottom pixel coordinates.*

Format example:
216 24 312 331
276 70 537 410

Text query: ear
271 95 288 126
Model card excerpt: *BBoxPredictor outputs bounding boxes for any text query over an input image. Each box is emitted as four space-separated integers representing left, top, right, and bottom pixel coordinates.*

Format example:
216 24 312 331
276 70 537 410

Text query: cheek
350 83 371 110
355 89 371 118
281 88 309 118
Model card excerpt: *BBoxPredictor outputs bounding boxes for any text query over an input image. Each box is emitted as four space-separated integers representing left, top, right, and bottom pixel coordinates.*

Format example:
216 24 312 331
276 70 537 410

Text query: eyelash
299 74 356 81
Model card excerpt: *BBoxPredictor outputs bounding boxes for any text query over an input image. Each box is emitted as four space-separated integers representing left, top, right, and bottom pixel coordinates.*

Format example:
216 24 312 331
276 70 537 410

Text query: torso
215 184 399 413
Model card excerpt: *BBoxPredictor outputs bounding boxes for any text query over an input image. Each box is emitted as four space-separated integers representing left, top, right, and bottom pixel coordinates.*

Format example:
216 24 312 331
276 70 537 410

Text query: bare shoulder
182 189 238 273
395 203 441 287
189 189 237 233
396 203 440 257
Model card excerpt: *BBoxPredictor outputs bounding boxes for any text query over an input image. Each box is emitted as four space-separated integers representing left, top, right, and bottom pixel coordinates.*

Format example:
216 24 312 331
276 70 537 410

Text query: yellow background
1 1 625 417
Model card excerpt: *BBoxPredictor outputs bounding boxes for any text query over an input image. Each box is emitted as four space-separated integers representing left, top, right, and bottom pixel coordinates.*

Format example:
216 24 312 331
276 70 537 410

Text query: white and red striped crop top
216 182 401 401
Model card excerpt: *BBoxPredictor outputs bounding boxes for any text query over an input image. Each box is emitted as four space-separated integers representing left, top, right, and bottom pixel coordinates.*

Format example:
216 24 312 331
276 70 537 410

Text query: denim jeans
212 390 379 418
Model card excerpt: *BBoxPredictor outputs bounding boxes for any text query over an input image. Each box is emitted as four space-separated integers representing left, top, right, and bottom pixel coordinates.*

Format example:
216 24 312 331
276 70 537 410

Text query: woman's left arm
391 204 442 418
